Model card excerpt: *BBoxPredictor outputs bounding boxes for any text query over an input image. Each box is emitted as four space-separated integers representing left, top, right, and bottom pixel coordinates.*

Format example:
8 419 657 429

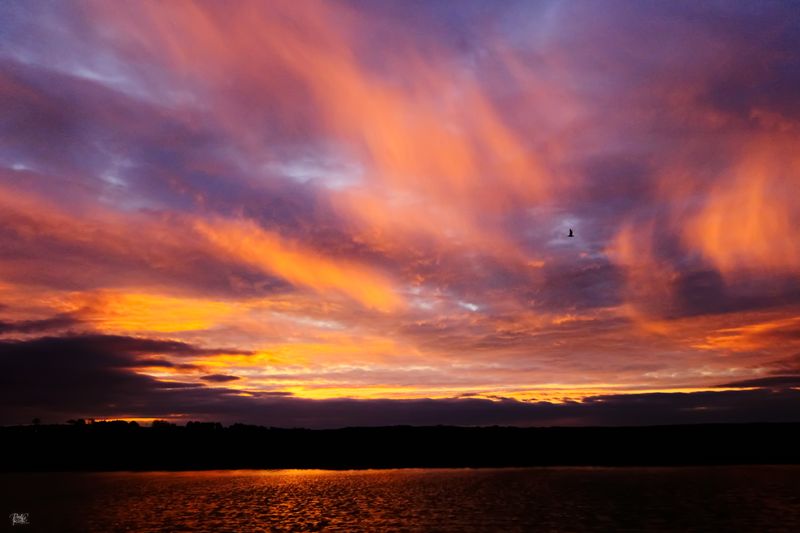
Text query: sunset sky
2 0 799 427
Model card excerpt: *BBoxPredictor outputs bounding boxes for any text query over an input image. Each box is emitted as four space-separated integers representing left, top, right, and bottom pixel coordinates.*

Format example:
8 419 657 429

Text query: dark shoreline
2 422 798 472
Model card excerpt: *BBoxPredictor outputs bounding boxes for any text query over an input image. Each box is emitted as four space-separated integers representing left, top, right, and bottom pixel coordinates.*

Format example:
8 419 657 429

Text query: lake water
2 466 799 532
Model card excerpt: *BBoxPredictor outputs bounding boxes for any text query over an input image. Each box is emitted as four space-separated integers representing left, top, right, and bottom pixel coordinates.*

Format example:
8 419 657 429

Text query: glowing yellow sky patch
262 384 749 402
54 291 237 333
193 350 297 369
90 417 167 425
179 343 421 393
281 385 462 400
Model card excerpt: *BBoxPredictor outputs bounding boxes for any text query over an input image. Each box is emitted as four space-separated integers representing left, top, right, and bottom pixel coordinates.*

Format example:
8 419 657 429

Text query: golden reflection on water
2 467 800 532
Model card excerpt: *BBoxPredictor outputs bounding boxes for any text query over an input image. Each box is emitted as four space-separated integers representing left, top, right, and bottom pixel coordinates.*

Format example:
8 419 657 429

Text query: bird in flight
568 228 574 237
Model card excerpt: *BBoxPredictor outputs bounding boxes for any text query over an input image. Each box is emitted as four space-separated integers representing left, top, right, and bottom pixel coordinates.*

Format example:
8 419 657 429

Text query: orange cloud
694 314 800 353
195 218 402 311
682 135 800 274
606 221 679 332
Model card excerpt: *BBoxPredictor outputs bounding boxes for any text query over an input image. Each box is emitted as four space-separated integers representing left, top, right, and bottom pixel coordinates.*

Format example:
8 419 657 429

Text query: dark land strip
1 422 798 471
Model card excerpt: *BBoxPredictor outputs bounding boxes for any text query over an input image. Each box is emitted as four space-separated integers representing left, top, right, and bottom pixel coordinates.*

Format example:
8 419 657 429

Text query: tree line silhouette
1 421 798 471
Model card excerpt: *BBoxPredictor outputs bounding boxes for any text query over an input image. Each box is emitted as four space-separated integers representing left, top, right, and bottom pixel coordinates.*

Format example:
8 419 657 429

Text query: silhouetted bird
568 228 574 237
